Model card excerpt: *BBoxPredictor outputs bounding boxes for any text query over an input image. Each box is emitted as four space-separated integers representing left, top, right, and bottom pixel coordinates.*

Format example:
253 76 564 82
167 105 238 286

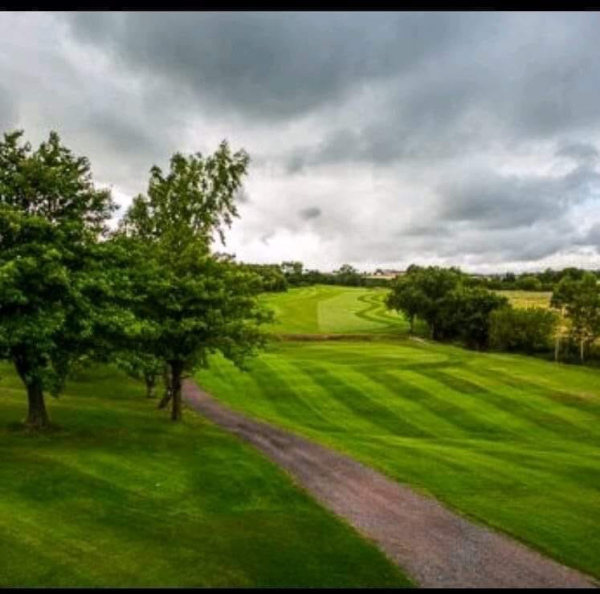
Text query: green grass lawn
0 363 411 588
261 285 408 334
197 286 600 580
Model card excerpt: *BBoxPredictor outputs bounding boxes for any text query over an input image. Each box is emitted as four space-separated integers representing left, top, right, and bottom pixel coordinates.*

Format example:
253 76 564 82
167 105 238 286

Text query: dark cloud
298 206 322 220
556 142 600 166
580 223 600 253
62 12 500 122
438 163 600 230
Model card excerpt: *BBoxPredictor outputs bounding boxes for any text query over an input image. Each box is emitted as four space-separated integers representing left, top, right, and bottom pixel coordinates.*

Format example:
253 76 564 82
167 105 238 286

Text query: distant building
366 269 405 280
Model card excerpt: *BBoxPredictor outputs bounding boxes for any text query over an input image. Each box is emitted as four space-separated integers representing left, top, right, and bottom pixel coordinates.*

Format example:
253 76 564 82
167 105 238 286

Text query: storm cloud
1 11 600 272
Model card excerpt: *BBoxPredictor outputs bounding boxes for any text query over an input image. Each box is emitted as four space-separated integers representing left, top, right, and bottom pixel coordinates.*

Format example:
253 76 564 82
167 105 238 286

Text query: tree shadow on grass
4 420 64 435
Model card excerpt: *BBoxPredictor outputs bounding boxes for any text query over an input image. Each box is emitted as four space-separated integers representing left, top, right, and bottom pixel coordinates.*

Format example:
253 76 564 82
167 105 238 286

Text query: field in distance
0 363 410 588
199 285 600 580
497 290 552 309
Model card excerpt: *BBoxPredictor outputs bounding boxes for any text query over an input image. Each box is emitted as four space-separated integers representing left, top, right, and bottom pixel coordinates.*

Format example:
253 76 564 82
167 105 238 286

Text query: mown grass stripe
422 368 552 437
259 356 367 433
250 358 337 431
385 369 507 437
456 366 598 438
293 359 433 438
349 366 472 438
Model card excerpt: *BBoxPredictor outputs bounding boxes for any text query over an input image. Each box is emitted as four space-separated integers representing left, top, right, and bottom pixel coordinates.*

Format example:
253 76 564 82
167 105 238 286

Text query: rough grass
0 363 411 588
497 290 552 309
198 286 600 581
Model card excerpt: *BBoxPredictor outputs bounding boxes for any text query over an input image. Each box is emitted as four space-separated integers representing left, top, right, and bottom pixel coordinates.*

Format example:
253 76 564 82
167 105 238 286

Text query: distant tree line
239 260 600 295
467 267 600 292
237 261 396 292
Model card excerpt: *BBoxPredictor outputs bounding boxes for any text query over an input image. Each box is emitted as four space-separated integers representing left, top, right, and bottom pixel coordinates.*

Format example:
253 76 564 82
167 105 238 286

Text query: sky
1 11 600 273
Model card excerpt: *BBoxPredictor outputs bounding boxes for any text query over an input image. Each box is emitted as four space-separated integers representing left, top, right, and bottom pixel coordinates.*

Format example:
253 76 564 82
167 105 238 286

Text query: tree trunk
580 337 585 362
14 356 50 430
144 373 156 399
26 381 49 430
158 364 172 409
170 361 184 422
409 315 415 334
554 333 560 362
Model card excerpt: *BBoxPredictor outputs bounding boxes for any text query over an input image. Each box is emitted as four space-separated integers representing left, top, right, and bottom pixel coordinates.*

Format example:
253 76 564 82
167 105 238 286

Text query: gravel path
183 380 596 589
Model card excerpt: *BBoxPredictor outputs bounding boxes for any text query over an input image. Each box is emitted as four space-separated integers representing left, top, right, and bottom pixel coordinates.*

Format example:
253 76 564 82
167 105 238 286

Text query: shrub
490 306 558 354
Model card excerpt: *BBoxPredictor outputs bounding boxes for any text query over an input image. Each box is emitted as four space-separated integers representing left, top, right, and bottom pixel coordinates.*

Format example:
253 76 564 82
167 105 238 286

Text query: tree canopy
386 266 506 349
0 130 118 428
119 143 271 420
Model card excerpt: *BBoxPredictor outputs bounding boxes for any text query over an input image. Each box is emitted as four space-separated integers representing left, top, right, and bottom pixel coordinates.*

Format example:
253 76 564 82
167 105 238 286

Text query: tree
516 274 543 291
281 261 305 286
551 272 600 362
389 266 463 339
385 276 423 333
115 351 164 398
490 306 558 354
241 263 287 292
334 264 365 287
0 130 116 429
440 287 508 350
386 266 506 348
119 143 271 421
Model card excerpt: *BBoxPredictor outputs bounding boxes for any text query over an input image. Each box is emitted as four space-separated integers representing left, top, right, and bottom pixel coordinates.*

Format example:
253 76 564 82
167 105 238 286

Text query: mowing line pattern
184 380 596 589
198 337 600 580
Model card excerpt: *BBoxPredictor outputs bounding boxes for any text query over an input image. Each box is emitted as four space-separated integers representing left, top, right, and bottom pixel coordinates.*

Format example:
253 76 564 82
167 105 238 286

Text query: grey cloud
580 223 600 253
282 13 600 170
556 142 600 166
438 163 600 230
298 206 322 220
62 12 497 122
260 232 274 245
85 108 161 159
235 188 251 204
0 87 18 131
3 12 600 272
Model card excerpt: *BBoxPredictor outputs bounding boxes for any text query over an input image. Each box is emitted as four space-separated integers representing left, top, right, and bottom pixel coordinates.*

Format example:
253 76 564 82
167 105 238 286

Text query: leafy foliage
490 306 558 354
0 130 117 428
386 266 506 348
119 143 271 420
241 263 288 292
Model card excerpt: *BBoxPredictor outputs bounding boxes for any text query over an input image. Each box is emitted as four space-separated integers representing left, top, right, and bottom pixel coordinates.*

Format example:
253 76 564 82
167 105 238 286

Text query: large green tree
0 130 117 429
385 276 423 333
119 144 270 421
386 266 506 348
439 286 508 350
386 266 463 340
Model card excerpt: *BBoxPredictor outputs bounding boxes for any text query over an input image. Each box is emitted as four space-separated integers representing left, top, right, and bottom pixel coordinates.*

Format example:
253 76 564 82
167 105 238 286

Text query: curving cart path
183 379 596 589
